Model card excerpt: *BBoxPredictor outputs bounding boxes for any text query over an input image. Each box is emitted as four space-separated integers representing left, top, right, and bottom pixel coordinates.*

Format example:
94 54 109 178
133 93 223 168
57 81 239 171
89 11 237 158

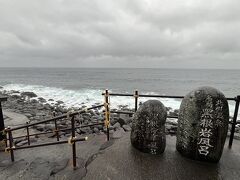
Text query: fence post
70 115 77 169
134 90 138 112
104 89 110 141
7 127 15 162
229 95 240 148
53 111 59 141
26 122 30 145
0 97 7 142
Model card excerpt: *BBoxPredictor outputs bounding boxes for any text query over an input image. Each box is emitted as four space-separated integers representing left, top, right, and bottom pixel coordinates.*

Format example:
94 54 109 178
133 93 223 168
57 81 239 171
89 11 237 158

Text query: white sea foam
1 83 237 117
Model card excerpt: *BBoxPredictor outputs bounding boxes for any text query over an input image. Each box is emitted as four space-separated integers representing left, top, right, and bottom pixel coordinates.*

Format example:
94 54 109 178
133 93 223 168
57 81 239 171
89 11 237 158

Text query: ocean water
0 68 239 116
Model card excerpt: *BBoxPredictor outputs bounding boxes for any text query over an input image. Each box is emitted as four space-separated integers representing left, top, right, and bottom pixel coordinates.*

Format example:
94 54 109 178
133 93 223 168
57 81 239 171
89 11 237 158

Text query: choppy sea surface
0 68 239 116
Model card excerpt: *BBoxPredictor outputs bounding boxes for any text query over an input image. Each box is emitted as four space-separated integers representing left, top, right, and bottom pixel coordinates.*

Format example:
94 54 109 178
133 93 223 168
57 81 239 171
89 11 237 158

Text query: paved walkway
3 111 30 138
0 134 108 180
3 111 29 127
1 129 240 179
85 133 240 180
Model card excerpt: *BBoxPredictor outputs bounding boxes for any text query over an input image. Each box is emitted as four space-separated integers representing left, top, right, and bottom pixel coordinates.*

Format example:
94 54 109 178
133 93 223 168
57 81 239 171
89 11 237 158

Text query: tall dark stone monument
131 100 167 154
176 86 229 162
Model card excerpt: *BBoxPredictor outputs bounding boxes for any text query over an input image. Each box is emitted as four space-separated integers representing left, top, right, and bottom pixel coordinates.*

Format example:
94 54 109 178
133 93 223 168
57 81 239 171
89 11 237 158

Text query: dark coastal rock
96 124 103 130
36 112 45 116
31 99 38 103
45 124 55 131
11 90 20 93
43 104 51 110
131 100 167 154
93 127 100 133
117 117 127 126
119 114 131 124
80 127 91 134
113 122 121 129
38 97 46 103
166 107 172 112
24 113 33 118
56 100 64 105
35 124 45 131
109 125 114 131
11 94 21 99
169 109 179 117
21 92 37 98
122 124 131 131
176 86 229 162
110 117 118 125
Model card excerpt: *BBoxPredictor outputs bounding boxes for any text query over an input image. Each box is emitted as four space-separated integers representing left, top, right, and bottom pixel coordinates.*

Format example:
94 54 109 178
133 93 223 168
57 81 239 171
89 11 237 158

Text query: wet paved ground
85 133 240 180
0 134 108 180
1 131 240 179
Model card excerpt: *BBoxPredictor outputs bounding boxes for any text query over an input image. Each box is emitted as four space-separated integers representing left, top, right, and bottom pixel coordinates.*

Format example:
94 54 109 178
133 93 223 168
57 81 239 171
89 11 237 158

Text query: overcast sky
0 0 240 69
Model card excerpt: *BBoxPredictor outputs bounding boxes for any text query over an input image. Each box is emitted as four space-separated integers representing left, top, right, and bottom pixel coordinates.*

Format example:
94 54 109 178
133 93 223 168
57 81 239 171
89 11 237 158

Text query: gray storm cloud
0 0 240 68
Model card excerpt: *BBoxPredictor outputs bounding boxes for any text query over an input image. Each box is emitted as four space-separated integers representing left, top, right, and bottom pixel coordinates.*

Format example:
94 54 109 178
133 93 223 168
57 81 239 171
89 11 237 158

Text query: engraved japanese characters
131 100 167 154
176 86 229 162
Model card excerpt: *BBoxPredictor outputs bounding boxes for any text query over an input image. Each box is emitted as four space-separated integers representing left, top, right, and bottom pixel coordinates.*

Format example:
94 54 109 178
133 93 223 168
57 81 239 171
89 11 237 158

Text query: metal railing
2 102 110 169
1 89 239 169
102 90 240 149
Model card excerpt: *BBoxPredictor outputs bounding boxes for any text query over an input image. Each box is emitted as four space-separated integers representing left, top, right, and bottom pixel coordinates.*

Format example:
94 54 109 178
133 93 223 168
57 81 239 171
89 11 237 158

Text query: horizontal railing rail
5 104 104 132
102 90 240 149
7 122 105 140
5 137 87 151
102 92 237 101
109 110 240 124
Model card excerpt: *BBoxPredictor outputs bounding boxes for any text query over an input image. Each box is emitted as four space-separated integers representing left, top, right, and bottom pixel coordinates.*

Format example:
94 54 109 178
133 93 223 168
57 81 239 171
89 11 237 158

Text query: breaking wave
1 83 236 116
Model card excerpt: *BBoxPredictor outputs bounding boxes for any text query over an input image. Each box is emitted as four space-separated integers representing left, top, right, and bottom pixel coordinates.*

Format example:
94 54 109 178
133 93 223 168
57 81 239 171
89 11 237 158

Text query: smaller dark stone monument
176 86 229 162
131 100 167 154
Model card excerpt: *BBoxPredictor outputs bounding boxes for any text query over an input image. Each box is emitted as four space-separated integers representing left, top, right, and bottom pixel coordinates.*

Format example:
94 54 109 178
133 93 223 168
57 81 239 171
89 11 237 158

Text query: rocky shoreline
1 89 238 147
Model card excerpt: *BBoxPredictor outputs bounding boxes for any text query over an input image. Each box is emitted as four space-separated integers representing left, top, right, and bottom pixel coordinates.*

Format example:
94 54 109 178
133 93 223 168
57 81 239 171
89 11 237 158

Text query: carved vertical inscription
198 95 214 156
